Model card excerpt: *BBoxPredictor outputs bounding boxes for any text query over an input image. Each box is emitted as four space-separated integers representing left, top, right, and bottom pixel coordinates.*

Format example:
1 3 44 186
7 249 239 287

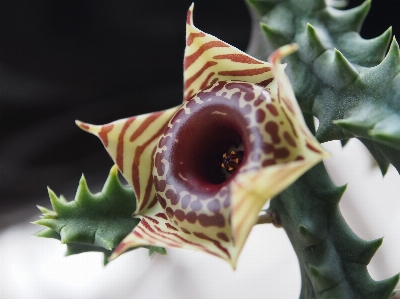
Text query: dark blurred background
0 0 399 225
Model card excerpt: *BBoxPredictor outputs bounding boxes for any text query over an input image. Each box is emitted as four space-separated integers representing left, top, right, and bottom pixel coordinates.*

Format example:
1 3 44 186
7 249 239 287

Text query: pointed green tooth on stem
36 205 56 217
95 233 114 251
299 23 327 63
356 238 383 265
340 138 349 147
299 224 313 241
333 48 359 85
334 117 373 136
373 37 400 77
329 184 347 204
308 264 340 293
327 0 371 33
298 224 319 245
299 224 309 236
261 23 290 49
100 164 134 201
368 115 400 150
375 274 400 299
60 229 77 245
102 165 120 190
338 27 392 67
47 187 68 214
362 27 393 64
34 227 60 239
312 48 359 89
76 175 92 203
359 138 390 175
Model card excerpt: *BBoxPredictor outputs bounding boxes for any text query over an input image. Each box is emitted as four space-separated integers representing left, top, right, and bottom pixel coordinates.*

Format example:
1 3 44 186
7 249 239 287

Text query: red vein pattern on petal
111 213 231 262
184 4 275 103
213 54 264 64
75 106 180 214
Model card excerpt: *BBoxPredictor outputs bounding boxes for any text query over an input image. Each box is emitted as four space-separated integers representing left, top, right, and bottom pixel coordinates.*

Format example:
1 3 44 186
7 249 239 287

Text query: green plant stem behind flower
270 161 399 299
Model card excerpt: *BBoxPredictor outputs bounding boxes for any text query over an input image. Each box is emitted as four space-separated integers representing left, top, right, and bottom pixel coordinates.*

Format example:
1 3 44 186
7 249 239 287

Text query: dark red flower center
171 101 246 187
154 81 273 203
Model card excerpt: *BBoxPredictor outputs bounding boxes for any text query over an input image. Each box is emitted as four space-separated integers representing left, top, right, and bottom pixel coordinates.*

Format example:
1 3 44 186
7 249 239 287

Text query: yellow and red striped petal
110 208 236 267
75 106 179 214
184 4 275 101
229 45 330 263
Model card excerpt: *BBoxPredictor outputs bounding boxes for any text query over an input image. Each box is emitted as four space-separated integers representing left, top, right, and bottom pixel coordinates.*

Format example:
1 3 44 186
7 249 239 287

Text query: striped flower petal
76 107 179 214
184 4 275 101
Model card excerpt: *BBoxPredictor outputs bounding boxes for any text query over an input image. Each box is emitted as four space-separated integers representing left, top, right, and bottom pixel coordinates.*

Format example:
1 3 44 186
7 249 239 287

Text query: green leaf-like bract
270 162 399 299
34 166 157 263
247 0 400 174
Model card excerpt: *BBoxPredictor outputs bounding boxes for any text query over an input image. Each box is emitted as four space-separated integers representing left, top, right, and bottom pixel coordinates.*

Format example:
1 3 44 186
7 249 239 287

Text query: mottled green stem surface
270 162 399 298
247 0 400 297
247 0 400 173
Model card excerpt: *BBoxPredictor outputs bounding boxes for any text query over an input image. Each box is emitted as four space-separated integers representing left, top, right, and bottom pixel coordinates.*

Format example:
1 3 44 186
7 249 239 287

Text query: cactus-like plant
247 0 400 174
34 0 399 298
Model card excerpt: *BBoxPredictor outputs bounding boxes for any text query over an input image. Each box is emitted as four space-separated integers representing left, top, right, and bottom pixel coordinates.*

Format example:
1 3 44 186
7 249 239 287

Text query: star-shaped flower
76 4 329 268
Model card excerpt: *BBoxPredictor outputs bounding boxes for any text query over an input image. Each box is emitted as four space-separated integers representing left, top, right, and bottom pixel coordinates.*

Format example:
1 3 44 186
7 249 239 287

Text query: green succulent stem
245 0 400 295
34 165 166 264
270 162 399 299
247 0 400 174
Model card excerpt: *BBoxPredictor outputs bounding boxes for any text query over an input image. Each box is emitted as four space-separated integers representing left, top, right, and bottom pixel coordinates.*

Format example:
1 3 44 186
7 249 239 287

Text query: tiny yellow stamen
222 150 244 173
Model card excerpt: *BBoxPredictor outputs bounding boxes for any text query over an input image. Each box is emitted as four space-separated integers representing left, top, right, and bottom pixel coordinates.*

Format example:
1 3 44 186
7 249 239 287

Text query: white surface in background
1 138 399 298
323 139 400 281
0 219 299 299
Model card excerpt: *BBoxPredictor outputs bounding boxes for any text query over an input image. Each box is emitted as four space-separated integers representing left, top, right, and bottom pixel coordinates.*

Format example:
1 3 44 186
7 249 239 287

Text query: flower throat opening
171 105 247 186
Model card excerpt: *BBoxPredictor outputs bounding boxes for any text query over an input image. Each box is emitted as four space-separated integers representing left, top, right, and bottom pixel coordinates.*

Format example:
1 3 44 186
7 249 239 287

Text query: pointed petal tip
230 260 237 271
269 44 299 66
75 120 99 134
107 254 117 262
109 241 130 261
75 119 88 130
187 3 194 26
